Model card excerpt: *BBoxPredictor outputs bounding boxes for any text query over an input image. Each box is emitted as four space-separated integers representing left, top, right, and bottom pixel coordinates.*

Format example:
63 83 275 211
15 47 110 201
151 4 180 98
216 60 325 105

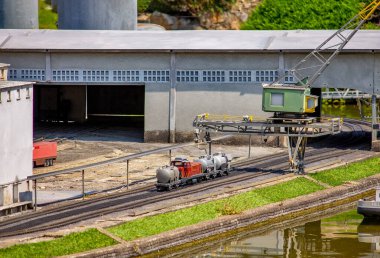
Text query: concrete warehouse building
0 63 34 210
0 29 379 142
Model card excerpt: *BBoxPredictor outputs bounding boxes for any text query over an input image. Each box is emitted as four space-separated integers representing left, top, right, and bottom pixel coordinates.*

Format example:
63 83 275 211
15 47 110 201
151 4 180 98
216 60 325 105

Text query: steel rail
0 119 370 237
0 146 366 237
0 148 361 238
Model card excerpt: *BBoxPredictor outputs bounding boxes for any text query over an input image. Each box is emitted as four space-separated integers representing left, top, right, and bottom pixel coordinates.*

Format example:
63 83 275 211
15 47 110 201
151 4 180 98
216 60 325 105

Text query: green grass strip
0 229 117 258
310 157 380 186
109 177 324 241
322 209 363 222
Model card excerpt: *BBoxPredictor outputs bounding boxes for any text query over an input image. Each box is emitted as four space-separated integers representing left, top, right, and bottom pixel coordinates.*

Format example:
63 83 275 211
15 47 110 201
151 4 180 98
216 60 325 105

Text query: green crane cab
262 83 318 115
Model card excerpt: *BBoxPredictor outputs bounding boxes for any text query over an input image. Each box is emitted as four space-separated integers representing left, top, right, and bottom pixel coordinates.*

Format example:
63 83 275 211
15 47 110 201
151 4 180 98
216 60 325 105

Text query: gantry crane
194 1 380 174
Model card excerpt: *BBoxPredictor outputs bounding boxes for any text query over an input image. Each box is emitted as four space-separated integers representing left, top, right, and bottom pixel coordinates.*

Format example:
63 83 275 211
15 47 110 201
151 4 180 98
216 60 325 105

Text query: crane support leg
286 136 307 174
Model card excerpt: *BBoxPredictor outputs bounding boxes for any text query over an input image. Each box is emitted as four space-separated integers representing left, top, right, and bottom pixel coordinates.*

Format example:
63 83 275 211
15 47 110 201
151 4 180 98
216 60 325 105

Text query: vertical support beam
169 149 172 164
45 52 52 81
248 135 252 158
169 52 177 143
127 160 129 189
82 170 85 199
209 141 212 155
292 137 303 164
372 94 378 145
34 179 37 211
85 84 88 120
278 51 285 83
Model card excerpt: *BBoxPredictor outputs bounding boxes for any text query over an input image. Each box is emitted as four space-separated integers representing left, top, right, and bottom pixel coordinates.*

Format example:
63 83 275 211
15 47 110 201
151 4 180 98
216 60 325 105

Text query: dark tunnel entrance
87 85 145 127
33 84 145 140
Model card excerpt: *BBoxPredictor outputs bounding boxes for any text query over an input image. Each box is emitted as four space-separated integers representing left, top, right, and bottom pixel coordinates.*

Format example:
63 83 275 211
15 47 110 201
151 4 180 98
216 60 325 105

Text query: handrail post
127 160 129 190
248 135 252 158
82 170 85 200
34 179 37 211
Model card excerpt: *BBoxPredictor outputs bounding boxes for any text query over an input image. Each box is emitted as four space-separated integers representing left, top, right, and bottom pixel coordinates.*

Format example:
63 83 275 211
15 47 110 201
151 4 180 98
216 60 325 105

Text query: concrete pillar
57 0 137 30
169 52 177 143
0 0 39 29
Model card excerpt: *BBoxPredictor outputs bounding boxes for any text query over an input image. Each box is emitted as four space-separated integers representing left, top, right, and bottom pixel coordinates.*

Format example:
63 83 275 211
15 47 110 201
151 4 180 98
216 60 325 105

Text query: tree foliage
241 0 379 30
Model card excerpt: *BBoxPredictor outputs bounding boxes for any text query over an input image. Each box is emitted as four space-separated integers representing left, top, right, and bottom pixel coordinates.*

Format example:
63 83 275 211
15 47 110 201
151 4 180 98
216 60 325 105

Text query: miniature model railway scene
0 0 380 257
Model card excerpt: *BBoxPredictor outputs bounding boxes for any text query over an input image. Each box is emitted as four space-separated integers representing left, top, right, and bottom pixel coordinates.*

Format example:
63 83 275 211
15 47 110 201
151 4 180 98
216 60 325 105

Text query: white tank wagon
156 165 180 184
212 152 231 171
156 153 232 191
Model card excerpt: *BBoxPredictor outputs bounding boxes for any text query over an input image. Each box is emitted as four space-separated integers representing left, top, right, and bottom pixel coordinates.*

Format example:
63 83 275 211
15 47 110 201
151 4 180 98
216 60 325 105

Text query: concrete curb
72 174 380 258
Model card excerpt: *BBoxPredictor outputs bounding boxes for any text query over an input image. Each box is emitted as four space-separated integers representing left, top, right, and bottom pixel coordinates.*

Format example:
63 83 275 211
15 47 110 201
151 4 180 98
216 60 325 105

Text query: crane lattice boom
271 0 380 88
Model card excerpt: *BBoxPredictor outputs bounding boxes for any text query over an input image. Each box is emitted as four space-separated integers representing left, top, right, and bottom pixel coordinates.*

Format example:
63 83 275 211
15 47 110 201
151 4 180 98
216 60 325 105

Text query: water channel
168 209 380 257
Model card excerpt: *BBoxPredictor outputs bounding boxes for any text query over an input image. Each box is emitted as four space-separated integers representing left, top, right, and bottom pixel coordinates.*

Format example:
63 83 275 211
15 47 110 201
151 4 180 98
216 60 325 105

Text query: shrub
241 0 379 30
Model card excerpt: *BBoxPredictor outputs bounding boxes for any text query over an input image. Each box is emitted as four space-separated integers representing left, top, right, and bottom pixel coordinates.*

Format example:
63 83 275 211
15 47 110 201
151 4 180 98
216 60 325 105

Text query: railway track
0 120 372 238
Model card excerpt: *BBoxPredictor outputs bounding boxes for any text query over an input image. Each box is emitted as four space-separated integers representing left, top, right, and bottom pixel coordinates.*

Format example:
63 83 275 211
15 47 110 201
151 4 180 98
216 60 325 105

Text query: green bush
39 0 58 29
138 0 154 13
241 0 379 30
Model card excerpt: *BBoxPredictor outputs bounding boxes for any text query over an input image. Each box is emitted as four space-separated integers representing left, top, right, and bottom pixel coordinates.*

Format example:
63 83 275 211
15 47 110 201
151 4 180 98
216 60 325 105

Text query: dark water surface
171 210 380 258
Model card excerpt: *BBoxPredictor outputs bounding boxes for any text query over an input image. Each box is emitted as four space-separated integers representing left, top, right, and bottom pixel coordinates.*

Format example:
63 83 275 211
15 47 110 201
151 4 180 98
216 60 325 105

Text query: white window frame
271 93 284 106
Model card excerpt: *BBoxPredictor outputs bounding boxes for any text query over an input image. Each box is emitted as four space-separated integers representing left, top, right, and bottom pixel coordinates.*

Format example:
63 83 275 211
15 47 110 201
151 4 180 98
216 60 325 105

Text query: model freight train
156 152 231 191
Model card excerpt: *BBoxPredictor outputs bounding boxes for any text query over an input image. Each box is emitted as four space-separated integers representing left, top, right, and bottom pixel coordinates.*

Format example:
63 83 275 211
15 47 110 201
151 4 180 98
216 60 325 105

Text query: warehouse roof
0 29 379 52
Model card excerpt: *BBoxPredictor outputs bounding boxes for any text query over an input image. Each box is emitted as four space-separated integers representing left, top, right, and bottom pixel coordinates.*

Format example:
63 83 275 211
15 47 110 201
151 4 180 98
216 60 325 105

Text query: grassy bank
310 157 380 186
0 229 117 258
108 177 323 240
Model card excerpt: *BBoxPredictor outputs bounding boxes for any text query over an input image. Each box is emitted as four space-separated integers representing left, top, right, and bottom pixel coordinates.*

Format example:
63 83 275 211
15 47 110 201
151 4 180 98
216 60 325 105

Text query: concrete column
45 53 52 82
169 52 177 143
278 51 285 82
372 94 379 151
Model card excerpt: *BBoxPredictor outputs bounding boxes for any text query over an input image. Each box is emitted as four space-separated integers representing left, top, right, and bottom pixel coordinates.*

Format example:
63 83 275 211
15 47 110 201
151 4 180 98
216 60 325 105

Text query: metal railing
322 89 372 100
26 135 232 210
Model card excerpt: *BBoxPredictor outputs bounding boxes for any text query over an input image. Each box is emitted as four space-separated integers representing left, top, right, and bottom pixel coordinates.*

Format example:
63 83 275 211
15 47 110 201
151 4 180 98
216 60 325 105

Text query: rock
145 0 261 30
150 11 176 30
150 11 202 30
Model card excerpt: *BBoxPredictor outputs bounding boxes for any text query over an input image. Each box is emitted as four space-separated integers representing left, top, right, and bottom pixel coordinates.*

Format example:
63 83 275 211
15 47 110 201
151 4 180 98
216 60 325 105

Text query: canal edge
72 174 380 257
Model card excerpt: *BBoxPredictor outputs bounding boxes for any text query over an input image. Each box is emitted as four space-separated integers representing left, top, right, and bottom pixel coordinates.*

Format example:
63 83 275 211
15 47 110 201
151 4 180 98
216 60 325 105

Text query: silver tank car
156 165 179 184
212 152 231 171
194 155 214 173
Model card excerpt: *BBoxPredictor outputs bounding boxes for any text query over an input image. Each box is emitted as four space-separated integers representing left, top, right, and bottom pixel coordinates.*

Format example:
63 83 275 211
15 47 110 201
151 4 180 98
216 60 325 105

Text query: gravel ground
33 137 284 192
